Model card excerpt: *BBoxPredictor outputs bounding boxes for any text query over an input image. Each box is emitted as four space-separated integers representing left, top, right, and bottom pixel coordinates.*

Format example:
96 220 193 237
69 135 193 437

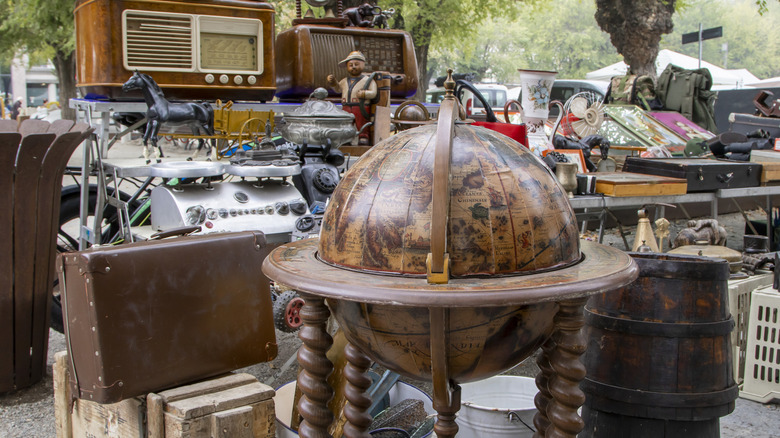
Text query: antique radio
275 24 419 101
74 0 276 101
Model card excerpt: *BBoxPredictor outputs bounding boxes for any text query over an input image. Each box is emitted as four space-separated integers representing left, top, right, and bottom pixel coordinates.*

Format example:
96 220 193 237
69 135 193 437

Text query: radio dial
233 75 243 85
219 74 229 84
247 75 257 85
205 74 215 84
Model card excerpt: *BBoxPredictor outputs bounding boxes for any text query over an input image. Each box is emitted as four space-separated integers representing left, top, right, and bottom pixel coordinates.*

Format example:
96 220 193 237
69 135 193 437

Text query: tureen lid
285 88 355 120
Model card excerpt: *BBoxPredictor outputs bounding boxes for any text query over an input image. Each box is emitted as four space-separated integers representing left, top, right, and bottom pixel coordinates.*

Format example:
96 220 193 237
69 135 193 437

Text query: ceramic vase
518 69 557 155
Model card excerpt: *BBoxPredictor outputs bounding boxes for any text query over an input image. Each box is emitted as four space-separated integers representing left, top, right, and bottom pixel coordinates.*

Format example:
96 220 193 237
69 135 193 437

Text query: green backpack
605 74 662 111
656 64 718 133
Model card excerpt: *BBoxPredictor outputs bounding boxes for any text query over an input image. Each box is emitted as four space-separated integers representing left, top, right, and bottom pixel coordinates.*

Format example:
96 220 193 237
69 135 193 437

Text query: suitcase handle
149 225 202 240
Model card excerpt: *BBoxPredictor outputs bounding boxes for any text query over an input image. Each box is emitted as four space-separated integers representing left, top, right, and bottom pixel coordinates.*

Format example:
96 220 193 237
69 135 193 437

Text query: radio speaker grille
311 33 354 88
125 12 194 70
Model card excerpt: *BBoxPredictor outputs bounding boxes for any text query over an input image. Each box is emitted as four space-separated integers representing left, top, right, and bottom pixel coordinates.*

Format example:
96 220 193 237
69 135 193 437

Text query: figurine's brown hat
339 51 366 66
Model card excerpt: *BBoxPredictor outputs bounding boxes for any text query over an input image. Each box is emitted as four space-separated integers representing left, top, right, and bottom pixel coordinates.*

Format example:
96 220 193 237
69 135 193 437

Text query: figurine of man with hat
327 50 377 144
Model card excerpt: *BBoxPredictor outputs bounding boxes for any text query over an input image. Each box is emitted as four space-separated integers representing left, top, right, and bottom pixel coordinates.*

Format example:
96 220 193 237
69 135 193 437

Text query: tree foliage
662 0 780 79
379 0 521 97
0 0 77 119
428 0 622 84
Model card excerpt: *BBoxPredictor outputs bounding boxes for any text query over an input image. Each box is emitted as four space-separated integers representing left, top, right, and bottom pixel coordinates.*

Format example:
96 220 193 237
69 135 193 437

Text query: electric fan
559 91 606 139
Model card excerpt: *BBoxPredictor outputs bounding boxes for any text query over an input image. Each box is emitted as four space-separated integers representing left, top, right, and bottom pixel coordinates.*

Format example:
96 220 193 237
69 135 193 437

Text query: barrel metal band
581 378 740 408
585 310 735 338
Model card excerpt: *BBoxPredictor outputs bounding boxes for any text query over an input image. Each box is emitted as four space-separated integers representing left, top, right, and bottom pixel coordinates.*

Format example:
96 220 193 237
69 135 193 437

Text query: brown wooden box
758 162 780 185
54 352 276 438
594 172 688 197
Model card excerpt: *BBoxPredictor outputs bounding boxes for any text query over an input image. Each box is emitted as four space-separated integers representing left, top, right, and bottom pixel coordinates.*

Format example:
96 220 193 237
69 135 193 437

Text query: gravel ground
2 138 779 436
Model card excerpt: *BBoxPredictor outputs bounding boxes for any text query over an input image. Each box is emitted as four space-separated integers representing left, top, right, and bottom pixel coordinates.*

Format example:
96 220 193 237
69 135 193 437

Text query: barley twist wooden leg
533 336 557 438
342 342 373 438
545 298 588 438
297 294 335 438
432 384 461 438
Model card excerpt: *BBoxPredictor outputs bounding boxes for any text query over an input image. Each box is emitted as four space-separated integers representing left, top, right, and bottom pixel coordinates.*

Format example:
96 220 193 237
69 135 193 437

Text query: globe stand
294 295 591 438
263 71 638 438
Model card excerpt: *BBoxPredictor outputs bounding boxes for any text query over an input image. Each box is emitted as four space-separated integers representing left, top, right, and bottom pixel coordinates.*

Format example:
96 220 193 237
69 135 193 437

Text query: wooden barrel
581 253 738 438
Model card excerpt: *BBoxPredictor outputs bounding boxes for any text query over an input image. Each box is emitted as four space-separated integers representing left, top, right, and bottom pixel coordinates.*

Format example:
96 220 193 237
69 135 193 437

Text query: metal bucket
274 380 434 438
456 375 537 438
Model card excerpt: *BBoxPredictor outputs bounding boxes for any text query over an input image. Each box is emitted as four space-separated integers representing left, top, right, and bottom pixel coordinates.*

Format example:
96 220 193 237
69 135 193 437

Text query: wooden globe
312 122 583 381
262 74 637 438
318 123 581 277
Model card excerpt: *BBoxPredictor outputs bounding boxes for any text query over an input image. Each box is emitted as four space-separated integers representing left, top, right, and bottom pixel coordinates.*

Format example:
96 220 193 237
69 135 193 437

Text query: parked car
426 83 509 118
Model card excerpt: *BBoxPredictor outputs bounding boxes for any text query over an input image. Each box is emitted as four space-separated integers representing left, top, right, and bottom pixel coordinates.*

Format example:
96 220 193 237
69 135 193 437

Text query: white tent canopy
585 49 759 90
744 77 780 88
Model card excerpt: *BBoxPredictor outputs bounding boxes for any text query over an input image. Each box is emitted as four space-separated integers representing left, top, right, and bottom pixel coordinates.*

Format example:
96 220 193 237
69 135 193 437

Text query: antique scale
263 72 639 437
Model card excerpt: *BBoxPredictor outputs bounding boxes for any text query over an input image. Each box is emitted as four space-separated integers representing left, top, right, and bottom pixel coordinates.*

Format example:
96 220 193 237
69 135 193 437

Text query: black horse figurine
122 72 215 163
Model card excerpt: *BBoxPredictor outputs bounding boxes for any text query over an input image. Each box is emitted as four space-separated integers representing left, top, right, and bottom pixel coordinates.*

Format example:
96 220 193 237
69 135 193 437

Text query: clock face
597 158 617 172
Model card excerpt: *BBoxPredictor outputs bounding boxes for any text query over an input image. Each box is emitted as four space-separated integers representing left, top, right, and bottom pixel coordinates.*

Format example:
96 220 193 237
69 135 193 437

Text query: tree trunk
53 50 77 121
595 0 676 79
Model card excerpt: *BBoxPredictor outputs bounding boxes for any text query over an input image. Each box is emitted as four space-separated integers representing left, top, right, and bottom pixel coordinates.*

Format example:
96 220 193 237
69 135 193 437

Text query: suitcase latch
697 167 704 181
717 172 734 184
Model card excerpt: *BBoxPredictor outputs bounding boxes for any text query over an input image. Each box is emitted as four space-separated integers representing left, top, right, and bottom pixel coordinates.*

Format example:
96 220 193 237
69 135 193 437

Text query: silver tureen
279 88 357 148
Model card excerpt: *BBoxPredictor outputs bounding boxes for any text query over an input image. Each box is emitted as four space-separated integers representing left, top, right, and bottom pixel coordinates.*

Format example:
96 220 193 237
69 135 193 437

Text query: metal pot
279 88 356 148
668 241 743 274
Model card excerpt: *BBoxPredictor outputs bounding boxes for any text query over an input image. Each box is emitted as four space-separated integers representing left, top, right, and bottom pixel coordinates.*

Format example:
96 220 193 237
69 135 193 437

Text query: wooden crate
54 352 275 438
753 162 780 185
594 172 688 197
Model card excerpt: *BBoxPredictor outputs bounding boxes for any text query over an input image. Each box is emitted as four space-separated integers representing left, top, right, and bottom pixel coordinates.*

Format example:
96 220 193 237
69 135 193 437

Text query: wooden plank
211 406 255 438
12 132 55 388
165 382 274 420
70 397 145 438
758 162 780 183
147 393 165 438
19 119 51 136
33 130 93 366
47 119 75 136
0 132 21 392
0 120 18 132
53 352 73 438
55 351 144 438
159 373 260 404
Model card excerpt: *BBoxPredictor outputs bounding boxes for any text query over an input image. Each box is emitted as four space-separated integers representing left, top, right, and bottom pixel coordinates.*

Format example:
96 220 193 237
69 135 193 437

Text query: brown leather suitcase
56 231 278 404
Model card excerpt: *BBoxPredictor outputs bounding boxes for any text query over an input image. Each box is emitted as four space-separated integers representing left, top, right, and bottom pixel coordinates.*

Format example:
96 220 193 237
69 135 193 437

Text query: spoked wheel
52 187 135 333
273 289 305 333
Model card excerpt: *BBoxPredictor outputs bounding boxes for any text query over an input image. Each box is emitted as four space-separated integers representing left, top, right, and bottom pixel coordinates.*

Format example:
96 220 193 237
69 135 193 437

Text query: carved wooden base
342 342 373 438
295 296 590 438
297 294 335 438
534 298 589 438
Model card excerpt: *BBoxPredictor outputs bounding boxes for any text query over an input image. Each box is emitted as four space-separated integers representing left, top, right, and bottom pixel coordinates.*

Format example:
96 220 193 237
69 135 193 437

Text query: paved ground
2 137 779 436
